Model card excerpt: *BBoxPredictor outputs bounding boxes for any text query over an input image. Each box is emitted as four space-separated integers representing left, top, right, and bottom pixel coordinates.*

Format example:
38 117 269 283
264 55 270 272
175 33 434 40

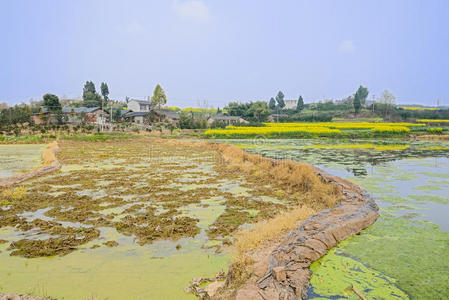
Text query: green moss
311 214 449 299
309 247 408 299
408 194 449 204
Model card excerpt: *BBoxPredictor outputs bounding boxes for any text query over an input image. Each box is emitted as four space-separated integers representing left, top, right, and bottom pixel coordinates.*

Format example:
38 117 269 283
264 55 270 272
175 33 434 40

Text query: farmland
203 122 437 138
0 136 341 299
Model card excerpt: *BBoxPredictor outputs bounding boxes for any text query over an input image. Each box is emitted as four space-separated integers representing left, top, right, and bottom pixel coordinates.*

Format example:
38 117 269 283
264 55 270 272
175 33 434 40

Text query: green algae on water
309 247 409 299
310 213 449 299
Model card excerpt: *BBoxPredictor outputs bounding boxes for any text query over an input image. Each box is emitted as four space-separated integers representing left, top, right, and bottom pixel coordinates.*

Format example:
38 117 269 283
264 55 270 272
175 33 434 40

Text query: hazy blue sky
1 0 448 107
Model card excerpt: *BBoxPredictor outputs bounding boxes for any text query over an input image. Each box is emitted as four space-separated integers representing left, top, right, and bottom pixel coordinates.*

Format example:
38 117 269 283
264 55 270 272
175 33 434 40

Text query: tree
43 94 62 113
150 84 167 109
225 102 248 117
100 82 109 103
178 111 194 129
249 101 270 122
353 96 361 114
353 86 369 115
379 90 395 106
83 81 102 107
269 97 276 110
379 90 396 118
296 95 304 112
355 85 369 106
275 91 285 109
83 81 96 98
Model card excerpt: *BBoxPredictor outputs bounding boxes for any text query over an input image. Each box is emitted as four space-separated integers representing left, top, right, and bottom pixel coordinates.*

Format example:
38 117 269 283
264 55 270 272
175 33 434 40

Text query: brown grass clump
40 141 59 166
232 205 315 258
0 186 27 204
416 134 449 141
208 142 343 209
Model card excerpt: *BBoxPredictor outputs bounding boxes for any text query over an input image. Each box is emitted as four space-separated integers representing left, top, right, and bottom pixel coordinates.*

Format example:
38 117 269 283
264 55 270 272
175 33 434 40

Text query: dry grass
1 186 27 204
416 134 449 141
208 142 342 210
232 205 315 259
39 141 59 167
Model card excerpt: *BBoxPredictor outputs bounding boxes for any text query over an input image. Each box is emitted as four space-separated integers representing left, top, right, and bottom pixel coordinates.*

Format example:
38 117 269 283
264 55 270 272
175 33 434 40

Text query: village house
62 107 109 124
127 99 151 113
123 98 179 124
32 106 108 125
124 108 180 124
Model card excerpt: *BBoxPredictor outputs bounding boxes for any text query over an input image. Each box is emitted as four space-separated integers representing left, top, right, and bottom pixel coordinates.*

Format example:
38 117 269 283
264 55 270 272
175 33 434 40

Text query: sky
1 0 448 107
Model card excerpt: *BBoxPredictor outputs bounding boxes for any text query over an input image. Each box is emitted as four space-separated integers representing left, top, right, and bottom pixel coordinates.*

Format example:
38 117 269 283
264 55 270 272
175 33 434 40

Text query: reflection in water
221 139 449 176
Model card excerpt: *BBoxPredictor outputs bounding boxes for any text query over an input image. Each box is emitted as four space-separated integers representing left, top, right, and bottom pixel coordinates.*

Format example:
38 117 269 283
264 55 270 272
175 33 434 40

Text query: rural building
123 111 148 124
32 106 109 125
127 99 151 112
207 114 248 125
62 107 109 124
152 109 179 123
123 109 180 124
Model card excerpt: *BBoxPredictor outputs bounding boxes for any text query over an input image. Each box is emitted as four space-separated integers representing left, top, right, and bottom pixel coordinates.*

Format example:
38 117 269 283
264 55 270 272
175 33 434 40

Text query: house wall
128 100 150 112
134 116 145 124
284 100 298 109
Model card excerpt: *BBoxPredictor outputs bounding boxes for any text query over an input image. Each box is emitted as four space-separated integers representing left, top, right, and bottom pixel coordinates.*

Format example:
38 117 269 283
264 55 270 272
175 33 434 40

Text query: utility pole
110 106 113 131
101 97 104 132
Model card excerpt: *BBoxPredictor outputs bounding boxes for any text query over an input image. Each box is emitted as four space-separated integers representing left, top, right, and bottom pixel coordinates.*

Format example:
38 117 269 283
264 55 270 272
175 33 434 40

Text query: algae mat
0 144 46 178
0 138 299 299
220 139 449 299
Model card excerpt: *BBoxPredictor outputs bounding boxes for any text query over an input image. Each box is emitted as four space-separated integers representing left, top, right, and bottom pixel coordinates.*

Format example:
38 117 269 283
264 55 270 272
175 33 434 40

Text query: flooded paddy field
0 144 47 178
222 139 449 299
0 137 319 299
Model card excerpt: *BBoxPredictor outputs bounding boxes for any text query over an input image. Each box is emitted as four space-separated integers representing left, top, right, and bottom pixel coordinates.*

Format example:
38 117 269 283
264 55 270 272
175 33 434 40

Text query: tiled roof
124 111 150 117
129 99 151 105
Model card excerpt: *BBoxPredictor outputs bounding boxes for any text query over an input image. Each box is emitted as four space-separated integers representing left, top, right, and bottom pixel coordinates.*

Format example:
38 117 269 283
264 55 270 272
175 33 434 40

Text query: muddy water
0 139 293 299
0 144 46 177
221 139 449 299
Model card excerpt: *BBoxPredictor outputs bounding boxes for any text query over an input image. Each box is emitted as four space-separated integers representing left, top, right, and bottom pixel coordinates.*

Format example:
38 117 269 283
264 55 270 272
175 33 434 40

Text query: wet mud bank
206 144 379 300
0 142 61 187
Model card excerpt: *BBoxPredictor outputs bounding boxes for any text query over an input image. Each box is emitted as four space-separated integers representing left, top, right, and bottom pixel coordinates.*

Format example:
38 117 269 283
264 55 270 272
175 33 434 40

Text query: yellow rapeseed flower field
417 119 449 123
401 107 438 111
204 122 425 138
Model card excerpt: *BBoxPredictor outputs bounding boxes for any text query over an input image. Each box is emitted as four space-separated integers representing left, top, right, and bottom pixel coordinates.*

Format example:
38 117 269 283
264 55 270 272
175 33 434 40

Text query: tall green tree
100 82 109 103
355 85 369 105
150 84 167 109
268 97 276 110
83 81 96 98
353 95 361 114
275 91 285 109
43 94 62 112
296 95 304 112
83 81 102 107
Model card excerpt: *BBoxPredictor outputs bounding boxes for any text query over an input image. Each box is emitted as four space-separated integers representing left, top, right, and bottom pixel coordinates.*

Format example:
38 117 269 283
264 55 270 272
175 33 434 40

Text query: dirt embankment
0 141 61 187
198 143 379 300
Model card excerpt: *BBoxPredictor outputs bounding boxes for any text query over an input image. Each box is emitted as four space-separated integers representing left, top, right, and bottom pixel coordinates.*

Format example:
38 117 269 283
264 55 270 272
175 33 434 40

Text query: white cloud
338 40 355 54
172 0 211 22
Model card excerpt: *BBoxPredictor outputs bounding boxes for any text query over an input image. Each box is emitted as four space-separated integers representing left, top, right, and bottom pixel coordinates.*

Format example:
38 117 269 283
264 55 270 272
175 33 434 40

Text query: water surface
221 139 449 299
0 144 46 177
